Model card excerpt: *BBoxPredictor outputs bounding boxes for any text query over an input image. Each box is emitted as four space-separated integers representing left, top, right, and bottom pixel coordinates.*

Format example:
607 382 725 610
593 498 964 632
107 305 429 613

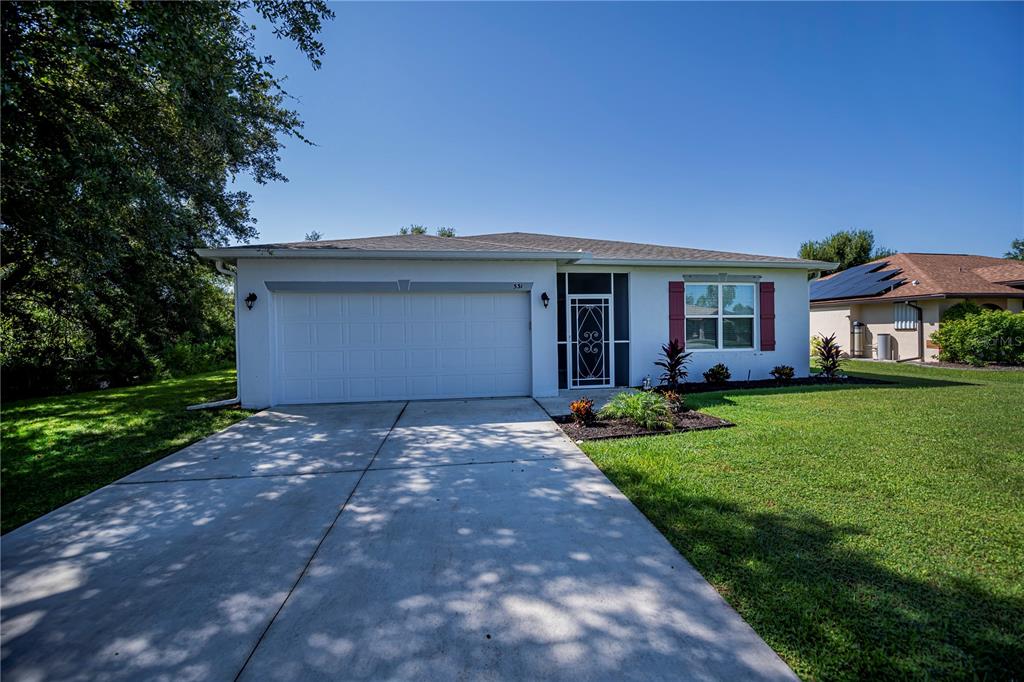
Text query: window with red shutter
759 281 776 351
668 281 685 348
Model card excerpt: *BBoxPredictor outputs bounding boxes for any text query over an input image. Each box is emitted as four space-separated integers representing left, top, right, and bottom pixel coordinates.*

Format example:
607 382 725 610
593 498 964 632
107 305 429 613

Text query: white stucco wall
232 258 815 406
560 265 812 383
234 258 559 407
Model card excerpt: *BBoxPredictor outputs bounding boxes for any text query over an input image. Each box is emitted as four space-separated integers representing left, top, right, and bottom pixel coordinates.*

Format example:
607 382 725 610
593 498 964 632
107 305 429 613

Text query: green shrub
159 335 235 378
930 310 1024 366
770 365 795 383
940 300 983 322
598 391 673 430
815 332 844 380
703 363 731 384
810 335 824 358
654 339 692 388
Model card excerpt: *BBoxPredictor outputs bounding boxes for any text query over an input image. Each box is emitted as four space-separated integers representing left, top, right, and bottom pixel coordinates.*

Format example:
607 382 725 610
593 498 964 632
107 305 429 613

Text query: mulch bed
655 375 887 394
553 410 734 441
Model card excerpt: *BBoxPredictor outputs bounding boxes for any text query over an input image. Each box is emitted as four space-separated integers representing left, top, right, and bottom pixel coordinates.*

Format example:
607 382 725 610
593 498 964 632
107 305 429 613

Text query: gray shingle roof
216 233 557 253
461 232 816 264
211 231 823 265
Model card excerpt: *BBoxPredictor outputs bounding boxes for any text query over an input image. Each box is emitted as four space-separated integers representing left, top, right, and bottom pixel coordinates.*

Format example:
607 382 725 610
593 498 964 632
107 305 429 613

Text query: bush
770 365 795 383
815 332 844 380
703 363 731 384
930 311 1024 366
568 397 595 425
159 335 235 378
940 300 984 323
598 391 673 430
810 335 823 358
654 339 692 388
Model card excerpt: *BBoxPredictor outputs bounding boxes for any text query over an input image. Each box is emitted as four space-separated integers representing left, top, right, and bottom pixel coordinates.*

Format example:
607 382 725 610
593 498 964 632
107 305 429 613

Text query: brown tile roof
813 253 1024 303
972 262 1024 285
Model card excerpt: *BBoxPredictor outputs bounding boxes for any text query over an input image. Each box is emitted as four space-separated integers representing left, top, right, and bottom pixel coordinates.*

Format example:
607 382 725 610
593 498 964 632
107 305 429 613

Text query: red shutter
669 281 685 348
759 281 776 351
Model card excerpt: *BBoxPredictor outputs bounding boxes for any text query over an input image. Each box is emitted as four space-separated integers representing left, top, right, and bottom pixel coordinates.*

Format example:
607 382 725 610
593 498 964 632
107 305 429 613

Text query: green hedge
940 300 983 322
157 335 235 378
930 310 1024 366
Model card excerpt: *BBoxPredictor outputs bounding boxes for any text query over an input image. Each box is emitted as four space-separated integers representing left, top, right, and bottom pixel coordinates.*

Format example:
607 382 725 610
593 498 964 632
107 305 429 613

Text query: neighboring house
197 233 833 408
810 253 1024 362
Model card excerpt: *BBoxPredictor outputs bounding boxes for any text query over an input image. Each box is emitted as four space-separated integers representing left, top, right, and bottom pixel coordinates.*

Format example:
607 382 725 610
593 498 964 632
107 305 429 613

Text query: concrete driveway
1 398 795 681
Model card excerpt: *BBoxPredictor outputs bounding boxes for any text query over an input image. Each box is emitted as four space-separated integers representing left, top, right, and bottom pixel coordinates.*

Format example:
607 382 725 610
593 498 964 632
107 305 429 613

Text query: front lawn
1 369 252 533
582 361 1023 680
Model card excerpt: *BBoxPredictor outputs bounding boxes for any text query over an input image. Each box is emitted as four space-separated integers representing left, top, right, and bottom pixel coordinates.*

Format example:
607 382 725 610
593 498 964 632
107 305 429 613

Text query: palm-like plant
654 339 692 388
816 333 844 380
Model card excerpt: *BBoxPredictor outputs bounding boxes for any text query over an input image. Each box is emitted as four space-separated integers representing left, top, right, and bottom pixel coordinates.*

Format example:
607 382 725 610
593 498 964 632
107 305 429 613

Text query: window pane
568 273 611 294
723 318 753 348
722 284 755 315
614 341 629 386
686 318 717 349
557 274 567 342
613 273 629 340
685 284 719 316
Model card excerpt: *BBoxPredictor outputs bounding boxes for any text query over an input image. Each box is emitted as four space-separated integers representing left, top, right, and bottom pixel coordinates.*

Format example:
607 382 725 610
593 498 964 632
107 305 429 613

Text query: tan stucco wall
809 305 851 353
811 296 1022 362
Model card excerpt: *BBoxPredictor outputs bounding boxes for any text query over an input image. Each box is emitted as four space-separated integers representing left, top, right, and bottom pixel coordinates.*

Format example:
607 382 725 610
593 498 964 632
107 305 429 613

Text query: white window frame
684 282 758 351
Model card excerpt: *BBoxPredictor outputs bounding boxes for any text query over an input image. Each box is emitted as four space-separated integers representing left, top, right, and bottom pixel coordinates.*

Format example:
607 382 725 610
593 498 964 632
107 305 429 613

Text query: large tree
0 1 333 396
799 229 895 273
1006 238 1024 261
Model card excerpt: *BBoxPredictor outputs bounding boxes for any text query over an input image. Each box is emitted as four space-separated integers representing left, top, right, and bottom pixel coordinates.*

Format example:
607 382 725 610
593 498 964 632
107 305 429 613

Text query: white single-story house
197 232 833 408
810 253 1024 361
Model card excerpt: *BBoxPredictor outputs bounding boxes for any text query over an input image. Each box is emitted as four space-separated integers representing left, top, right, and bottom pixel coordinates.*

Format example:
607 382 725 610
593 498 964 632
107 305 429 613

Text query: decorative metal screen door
568 296 613 388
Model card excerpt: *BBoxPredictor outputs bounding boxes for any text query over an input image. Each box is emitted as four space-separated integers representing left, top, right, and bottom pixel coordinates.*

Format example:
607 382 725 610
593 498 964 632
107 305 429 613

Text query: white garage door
274 292 531 404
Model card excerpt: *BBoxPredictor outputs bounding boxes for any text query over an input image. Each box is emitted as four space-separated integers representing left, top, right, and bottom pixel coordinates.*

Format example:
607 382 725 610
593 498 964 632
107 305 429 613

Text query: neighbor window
685 283 756 350
893 302 918 330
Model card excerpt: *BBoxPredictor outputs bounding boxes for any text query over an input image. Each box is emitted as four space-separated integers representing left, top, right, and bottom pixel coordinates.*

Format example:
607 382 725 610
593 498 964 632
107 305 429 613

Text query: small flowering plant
569 397 596 425
661 389 686 413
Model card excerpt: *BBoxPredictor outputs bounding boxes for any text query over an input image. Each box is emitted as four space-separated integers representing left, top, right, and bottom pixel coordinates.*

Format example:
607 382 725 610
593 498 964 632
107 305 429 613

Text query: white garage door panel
275 292 531 404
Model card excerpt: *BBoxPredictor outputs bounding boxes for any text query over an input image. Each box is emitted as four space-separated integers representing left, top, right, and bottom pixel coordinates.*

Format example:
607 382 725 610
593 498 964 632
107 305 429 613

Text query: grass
1 369 253 534
581 361 1024 680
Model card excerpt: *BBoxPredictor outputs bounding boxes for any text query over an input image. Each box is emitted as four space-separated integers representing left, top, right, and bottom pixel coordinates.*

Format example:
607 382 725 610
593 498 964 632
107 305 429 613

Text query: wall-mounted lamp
540 292 550 309
244 292 258 310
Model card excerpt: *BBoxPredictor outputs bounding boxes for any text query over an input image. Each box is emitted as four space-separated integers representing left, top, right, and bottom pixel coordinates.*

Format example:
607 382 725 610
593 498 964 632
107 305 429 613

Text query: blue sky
240 2 1023 258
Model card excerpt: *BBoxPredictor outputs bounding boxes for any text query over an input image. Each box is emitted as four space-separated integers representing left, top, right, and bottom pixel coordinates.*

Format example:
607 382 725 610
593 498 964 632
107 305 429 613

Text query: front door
568 295 612 388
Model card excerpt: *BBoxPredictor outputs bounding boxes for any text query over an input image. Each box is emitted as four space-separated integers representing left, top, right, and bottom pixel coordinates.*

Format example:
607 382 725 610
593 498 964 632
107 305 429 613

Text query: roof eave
195 248 588 263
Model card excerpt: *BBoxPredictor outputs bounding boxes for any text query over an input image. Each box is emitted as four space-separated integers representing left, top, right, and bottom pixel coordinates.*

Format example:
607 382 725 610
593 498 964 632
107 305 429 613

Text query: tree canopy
398 225 456 237
0 1 333 397
1006 238 1023 261
799 230 895 273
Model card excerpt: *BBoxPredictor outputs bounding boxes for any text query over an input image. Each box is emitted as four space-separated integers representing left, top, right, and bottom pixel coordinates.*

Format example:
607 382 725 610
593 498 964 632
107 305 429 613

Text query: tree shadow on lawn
686 371 979 408
605 471 1024 679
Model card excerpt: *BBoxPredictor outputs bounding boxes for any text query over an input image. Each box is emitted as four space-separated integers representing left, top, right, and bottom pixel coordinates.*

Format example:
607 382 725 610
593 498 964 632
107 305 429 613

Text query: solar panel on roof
809 262 882 298
816 272 903 300
810 261 904 301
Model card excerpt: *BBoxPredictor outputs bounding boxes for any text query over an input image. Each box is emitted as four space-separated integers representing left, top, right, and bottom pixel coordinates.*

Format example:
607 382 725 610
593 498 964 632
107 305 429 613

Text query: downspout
186 258 242 410
899 301 925 362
